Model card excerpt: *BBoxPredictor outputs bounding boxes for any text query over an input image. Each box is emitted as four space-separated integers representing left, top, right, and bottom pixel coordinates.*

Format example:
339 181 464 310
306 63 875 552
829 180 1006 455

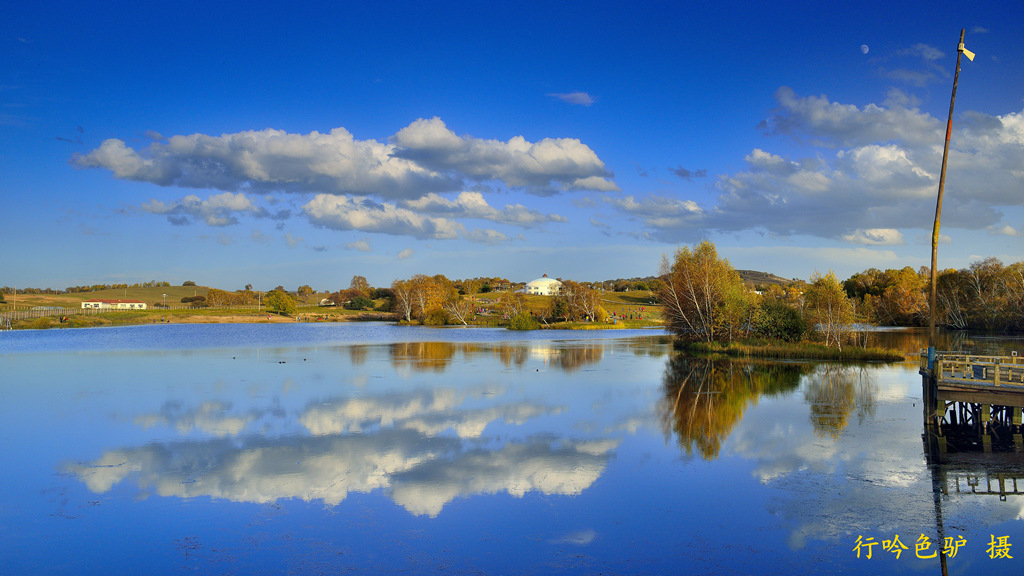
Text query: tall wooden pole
929 29 966 371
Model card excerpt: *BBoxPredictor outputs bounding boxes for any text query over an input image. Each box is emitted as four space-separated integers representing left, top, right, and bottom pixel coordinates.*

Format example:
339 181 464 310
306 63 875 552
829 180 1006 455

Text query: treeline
595 276 663 293
389 274 607 328
661 241 1024 350
842 258 1024 332
2 281 174 295
204 288 262 307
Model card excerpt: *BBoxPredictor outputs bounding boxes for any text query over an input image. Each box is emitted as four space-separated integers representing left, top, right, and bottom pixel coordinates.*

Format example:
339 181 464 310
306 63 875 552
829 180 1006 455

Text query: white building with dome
522 274 562 296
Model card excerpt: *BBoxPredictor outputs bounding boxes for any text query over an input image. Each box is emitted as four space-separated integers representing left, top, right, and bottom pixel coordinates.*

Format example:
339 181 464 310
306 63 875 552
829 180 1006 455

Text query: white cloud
548 92 596 106
841 228 905 245
900 43 943 61
613 90 1024 243
400 191 566 227
73 118 617 198
285 233 303 247
66 433 615 518
300 389 553 439
391 117 614 193
73 128 452 199
141 192 268 226
397 248 415 260
566 175 620 192
135 401 250 437
304 195 461 239
346 240 372 252
463 228 508 245
988 225 1018 237
551 530 598 545
605 195 703 239
759 86 940 148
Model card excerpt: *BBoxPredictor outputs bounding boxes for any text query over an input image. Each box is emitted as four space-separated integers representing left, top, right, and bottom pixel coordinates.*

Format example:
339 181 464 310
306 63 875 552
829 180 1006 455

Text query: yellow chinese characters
916 534 938 559
882 535 908 559
854 533 1016 561
944 535 967 559
853 535 878 559
987 535 1013 559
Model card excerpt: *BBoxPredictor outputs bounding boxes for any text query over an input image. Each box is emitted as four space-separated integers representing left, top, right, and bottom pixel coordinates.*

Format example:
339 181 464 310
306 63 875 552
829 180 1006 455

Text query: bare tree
391 279 415 322
349 275 371 295
558 280 602 321
443 297 474 325
804 271 855 350
498 288 527 318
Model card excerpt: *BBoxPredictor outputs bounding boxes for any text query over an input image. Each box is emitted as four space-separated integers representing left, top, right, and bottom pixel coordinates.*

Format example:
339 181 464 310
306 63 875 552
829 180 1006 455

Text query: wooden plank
937 388 1024 409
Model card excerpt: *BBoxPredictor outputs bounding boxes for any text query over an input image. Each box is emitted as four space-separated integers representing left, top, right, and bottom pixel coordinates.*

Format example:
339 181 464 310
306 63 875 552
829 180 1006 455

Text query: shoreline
2 310 399 330
3 309 665 332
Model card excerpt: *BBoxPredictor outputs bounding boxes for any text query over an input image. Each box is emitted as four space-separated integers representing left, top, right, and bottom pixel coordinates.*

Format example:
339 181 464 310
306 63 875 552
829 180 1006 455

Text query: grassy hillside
737 270 795 287
2 286 211 308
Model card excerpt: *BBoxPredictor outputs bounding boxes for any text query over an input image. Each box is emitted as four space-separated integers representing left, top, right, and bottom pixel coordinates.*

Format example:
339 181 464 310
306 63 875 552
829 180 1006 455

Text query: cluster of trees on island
659 240 1024 348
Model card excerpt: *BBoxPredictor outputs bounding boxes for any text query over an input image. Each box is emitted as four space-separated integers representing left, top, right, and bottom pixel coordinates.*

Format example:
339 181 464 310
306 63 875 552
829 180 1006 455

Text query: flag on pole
959 42 975 61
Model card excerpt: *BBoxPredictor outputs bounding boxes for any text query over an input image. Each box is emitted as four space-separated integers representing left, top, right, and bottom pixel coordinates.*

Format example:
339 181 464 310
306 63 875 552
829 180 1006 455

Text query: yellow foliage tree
659 240 749 342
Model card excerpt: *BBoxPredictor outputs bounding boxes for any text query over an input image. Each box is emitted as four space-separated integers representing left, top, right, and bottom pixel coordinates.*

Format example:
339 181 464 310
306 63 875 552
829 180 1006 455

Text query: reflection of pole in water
921 367 1024 576
923 422 949 576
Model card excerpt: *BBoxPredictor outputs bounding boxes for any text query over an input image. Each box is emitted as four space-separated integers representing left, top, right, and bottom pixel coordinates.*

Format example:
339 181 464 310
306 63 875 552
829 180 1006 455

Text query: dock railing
920 350 1024 388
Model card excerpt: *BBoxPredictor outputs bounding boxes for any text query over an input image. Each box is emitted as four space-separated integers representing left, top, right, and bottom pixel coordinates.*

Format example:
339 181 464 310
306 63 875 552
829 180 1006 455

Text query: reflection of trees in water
349 344 369 366
803 365 876 440
660 356 808 460
495 344 530 368
383 338 670 374
547 344 603 373
610 336 672 359
495 343 604 372
863 329 982 356
390 342 457 372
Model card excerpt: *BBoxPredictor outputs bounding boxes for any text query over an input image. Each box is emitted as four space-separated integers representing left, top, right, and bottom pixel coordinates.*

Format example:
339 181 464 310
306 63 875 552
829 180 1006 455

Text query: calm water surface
2 323 1023 574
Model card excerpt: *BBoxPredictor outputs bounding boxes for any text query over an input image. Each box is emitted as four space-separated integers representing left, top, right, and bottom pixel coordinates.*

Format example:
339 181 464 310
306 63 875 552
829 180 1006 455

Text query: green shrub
344 295 374 310
265 290 297 315
423 308 450 326
30 317 53 330
507 312 540 331
755 300 806 342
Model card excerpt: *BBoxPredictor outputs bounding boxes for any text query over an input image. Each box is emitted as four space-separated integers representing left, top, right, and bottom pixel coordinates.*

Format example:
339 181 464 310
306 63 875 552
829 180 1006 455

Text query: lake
1 323 1023 574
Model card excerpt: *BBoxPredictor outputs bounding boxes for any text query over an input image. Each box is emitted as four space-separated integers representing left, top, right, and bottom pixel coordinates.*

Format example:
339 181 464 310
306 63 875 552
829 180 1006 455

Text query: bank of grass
677 339 907 362
8 304 395 330
540 319 663 330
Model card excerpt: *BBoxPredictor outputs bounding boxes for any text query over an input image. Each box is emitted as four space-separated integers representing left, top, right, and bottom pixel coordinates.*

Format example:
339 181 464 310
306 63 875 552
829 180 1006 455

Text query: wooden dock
921 351 1024 432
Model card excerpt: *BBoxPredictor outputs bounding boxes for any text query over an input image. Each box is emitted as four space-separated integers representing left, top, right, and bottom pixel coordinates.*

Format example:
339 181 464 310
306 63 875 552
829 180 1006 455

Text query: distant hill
737 270 796 287
596 270 796 289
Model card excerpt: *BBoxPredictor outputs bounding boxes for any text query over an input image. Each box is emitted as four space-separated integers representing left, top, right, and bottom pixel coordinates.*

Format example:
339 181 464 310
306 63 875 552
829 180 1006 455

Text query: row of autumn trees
389 274 605 326
844 258 1024 332
659 241 1024 346
659 241 853 347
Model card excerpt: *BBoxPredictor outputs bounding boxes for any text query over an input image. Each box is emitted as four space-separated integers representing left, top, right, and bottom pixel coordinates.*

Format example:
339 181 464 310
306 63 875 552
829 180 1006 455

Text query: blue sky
3 1 1023 291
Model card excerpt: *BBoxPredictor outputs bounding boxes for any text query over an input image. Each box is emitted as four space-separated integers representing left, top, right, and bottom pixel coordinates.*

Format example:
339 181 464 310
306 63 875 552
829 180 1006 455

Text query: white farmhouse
81 299 148 310
522 274 562 296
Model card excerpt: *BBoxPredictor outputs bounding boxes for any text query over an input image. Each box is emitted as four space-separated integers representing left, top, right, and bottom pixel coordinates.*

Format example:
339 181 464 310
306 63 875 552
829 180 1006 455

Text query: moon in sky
860 44 869 54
